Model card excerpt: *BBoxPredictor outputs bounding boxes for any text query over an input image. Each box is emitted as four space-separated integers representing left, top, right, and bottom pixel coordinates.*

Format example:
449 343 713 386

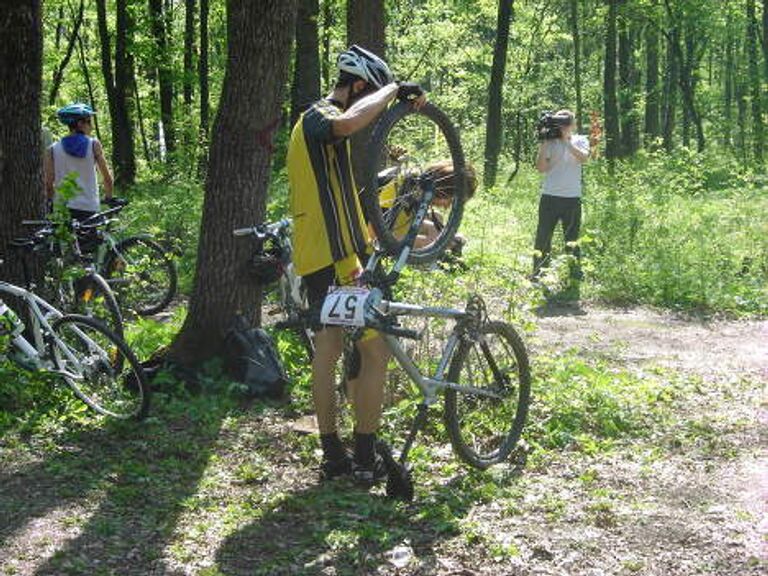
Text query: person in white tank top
44 103 114 220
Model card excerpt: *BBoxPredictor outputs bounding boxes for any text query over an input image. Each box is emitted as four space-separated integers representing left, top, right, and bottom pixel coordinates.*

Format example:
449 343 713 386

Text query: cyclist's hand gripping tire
50 314 151 420
443 321 531 469
104 236 177 316
362 101 467 265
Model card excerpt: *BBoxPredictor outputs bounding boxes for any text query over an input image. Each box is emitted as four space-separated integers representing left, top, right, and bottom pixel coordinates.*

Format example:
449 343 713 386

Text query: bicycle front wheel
444 321 531 469
51 314 150 420
104 236 177 316
362 101 467 265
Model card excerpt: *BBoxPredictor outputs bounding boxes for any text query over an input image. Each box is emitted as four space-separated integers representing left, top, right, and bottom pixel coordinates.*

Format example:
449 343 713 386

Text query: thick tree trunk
618 17 640 156
170 0 297 364
570 0 583 130
198 0 210 173
0 0 44 285
184 0 196 109
603 0 620 160
149 0 176 155
644 22 660 146
346 0 386 187
747 0 764 162
96 0 136 186
662 34 678 152
291 0 321 127
483 0 514 188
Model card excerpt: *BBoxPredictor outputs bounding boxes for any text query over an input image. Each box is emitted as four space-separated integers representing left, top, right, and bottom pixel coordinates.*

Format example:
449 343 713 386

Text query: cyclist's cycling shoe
319 453 352 481
352 454 388 487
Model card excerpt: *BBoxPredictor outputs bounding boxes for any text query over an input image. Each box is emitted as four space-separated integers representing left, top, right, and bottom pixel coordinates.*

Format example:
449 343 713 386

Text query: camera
536 111 572 141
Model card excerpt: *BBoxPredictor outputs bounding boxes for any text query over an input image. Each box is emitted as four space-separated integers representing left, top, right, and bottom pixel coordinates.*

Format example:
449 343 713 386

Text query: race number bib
320 286 370 327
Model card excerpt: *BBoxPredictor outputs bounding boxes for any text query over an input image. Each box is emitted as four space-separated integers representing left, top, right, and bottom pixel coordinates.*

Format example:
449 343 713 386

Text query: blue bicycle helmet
56 103 96 126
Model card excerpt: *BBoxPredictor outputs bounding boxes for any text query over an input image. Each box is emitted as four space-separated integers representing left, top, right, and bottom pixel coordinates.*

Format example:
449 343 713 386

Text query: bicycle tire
443 321 531 469
75 272 124 338
103 236 177 316
50 314 150 420
362 101 467 265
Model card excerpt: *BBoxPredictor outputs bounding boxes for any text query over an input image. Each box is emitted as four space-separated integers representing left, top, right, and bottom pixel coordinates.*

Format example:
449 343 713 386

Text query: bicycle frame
0 281 105 380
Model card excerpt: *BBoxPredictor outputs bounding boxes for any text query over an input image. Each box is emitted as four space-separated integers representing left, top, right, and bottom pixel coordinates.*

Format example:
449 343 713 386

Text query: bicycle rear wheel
51 314 150 420
444 321 530 469
104 236 177 316
362 101 467 265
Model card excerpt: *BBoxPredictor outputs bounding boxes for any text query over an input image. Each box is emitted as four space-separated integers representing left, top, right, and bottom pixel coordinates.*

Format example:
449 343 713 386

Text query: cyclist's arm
332 82 399 137
93 140 114 199
535 142 551 173
43 148 54 200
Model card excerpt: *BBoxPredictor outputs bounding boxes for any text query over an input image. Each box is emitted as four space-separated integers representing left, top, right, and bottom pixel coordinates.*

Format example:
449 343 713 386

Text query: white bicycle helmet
337 45 394 89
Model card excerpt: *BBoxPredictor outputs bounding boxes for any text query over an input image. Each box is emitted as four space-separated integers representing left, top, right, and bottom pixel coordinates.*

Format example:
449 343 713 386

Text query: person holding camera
532 109 589 282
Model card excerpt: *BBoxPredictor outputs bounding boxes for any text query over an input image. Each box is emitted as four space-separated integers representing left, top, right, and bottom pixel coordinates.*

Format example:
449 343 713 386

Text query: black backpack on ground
223 316 288 398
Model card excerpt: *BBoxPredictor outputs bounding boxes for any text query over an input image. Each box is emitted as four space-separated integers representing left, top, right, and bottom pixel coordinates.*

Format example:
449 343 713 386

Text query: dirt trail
533 303 768 380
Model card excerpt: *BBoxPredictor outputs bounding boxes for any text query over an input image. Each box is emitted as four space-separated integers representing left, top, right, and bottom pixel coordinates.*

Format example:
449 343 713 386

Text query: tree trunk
346 0 386 187
321 0 335 91
170 0 297 364
0 0 44 285
644 22 660 146
603 0 620 160
184 0 196 109
198 0 210 173
662 34 678 152
723 7 734 148
149 0 176 155
291 0 321 127
114 0 137 181
762 0 768 86
76 30 102 141
96 0 136 187
747 0 764 162
618 17 640 156
570 0 583 130
483 0 514 188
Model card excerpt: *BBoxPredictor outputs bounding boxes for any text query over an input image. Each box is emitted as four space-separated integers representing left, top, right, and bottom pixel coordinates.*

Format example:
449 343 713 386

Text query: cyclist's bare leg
312 326 344 434
350 334 390 434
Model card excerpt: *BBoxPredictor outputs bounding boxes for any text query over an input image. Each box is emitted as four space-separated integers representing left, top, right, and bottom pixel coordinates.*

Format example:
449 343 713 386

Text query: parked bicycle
0 254 150 420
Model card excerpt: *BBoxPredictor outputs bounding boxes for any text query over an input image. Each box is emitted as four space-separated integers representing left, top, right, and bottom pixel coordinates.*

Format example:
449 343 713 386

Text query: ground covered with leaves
1 302 765 576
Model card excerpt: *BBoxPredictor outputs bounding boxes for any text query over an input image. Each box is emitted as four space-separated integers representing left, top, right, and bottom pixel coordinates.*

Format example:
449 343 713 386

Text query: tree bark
644 21 661 146
570 0 583 130
291 0 321 127
96 0 136 186
483 0 514 188
76 30 102 141
762 0 768 86
662 33 678 152
346 0 386 186
170 0 297 364
149 0 176 155
184 0 196 109
0 0 44 285
747 0 764 162
618 16 640 156
603 0 620 160
198 0 210 173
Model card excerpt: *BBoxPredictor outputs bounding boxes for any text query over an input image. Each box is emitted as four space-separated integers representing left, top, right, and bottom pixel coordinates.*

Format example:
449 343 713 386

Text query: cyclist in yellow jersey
287 45 426 485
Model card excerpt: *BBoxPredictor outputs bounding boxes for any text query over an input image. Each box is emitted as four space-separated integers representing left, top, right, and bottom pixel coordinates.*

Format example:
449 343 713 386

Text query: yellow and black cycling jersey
287 98 370 277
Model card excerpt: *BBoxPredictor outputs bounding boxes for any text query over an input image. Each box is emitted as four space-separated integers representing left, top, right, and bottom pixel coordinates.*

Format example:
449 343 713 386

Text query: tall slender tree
662 34 679 151
171 0 297 363
0 0 44 284
603 0 621 160
618 15 640 156
198 0 210 172
149 0 176 154
484 0 514 188
569 0 583 130
644 21 661 145
183 0 196 109
291 0 321 127
747 0 764 161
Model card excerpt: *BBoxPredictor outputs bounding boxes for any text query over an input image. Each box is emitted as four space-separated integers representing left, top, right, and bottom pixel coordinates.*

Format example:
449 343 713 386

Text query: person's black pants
532 194 582 278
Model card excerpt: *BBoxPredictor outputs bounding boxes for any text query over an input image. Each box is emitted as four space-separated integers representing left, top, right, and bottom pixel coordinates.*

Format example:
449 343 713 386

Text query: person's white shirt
542 134 589 198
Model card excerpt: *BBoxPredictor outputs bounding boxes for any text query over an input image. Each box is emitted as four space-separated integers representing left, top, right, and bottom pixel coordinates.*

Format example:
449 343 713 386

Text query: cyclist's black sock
320 432 346 462
353 432 376 467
